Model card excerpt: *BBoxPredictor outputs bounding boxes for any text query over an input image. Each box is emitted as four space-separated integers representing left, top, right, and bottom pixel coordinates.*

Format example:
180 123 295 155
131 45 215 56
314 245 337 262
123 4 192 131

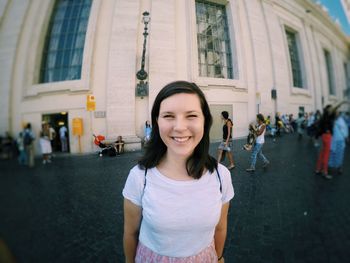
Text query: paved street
0 133 350 263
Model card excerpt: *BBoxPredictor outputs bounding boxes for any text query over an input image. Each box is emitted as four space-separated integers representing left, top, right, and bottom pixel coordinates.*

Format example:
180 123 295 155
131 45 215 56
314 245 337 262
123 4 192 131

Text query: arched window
40 0 92 83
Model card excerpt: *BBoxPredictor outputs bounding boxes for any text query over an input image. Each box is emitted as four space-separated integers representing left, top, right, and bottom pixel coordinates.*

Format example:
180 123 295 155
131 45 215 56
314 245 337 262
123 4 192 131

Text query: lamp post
136 11 150 97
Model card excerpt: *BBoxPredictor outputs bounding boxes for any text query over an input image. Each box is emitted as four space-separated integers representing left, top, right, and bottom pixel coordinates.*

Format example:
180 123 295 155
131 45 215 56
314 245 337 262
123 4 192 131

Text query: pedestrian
1 132 14 159
315 102 348 179
328 112 348 175
295 112 306 140
144 120 152 143
115 135 125 155
16 132 27 165
312 110 322 147
23 123 35 167
48 123 56 150
275 112 282 137
246 114 270 172
122 81 234 262
289 114 296 131
217 111 235 170
59 125 68 152
345 112 350 144
39 130 52 164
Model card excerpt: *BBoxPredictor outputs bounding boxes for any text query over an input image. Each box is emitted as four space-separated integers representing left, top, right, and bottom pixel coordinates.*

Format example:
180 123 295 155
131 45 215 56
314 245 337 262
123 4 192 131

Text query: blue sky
314 0 350 35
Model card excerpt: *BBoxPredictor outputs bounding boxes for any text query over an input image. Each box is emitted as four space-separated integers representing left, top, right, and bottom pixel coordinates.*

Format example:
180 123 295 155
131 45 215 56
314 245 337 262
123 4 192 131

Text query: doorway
42 112 70 153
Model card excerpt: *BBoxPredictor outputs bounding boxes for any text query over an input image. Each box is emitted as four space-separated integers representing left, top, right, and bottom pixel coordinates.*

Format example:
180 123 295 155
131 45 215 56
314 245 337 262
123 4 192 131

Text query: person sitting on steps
114 136 125 155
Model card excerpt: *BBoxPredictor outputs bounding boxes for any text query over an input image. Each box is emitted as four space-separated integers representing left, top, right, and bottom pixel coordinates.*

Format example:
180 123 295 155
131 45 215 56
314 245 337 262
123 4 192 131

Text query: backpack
23 131 33 146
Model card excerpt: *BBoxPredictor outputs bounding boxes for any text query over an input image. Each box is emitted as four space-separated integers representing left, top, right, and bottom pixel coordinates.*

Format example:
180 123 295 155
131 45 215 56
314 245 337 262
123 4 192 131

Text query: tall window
324 49 335 95
195 0 233 79
40 0 92 83
285 29 303 88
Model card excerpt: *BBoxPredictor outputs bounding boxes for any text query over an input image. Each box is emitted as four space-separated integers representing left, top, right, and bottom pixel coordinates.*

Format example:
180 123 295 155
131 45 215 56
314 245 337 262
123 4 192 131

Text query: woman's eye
187 115 198 118
163 115 174 119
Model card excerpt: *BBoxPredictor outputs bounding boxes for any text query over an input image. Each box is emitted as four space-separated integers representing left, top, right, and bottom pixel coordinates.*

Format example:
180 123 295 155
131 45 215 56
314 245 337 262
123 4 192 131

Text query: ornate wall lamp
136 11 150 98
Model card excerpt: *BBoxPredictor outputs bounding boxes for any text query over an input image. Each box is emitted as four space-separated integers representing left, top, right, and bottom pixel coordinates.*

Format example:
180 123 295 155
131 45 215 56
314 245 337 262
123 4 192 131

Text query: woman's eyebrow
160 110 200 115
185 110 200 114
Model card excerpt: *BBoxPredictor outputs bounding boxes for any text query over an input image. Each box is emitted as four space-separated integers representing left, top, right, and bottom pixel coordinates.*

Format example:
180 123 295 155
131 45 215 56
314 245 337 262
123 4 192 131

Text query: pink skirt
135 240 218 263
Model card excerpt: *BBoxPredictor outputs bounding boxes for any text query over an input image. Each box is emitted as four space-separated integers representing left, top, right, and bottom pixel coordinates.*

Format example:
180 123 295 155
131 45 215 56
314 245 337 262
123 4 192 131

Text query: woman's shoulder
130 165 146 175
216 163 231 179
125 165 148 188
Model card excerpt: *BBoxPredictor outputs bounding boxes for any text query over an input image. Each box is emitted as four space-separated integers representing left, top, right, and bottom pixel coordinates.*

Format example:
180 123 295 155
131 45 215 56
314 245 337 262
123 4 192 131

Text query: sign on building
86 95 96 111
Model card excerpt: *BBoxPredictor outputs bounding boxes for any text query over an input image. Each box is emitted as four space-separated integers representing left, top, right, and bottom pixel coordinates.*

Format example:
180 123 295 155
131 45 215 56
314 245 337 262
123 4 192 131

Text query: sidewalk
0 133 349 262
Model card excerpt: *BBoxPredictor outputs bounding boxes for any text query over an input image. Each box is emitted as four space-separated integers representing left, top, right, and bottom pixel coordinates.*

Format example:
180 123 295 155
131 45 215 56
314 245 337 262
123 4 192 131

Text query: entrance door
42 112 69 153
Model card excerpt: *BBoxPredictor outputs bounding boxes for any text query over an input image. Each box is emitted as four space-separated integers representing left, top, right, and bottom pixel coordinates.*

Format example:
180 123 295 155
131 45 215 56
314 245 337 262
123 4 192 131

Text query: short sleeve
218 164 234 203
122 165 145 206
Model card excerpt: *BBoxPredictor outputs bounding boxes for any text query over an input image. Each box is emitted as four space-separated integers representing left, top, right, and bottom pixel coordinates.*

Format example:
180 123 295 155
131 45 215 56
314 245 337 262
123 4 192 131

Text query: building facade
341 0 350 24
0 0 349 154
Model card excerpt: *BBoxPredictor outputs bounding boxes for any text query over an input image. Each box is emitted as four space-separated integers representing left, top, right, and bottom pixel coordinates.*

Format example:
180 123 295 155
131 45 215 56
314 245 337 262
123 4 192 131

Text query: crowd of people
0 122 69 167
226 105 349 178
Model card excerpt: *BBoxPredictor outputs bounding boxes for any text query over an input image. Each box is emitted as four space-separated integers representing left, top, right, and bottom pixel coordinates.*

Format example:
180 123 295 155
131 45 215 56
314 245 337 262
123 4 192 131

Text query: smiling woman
157 93 205 172
122 81 234 262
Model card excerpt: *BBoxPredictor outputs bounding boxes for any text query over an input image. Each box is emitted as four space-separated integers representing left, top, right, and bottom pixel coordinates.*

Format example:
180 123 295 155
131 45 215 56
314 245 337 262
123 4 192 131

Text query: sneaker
227 165 235 170
314 170 321 175
246 168 255 172
322 173 333 180
263 161 270 168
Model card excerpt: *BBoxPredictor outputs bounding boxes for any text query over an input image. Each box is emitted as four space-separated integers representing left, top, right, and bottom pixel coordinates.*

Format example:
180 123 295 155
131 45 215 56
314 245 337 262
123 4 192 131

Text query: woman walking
246 114 270 172
217 111 235 170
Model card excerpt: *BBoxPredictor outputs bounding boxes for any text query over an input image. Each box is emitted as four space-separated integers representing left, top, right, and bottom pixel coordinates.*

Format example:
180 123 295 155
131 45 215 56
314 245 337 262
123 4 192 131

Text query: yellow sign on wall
86 94 96 111
72 118 83 136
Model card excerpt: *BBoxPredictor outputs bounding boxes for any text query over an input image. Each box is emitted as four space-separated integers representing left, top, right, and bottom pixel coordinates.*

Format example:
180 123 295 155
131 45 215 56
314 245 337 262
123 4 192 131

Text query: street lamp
136 11 150 97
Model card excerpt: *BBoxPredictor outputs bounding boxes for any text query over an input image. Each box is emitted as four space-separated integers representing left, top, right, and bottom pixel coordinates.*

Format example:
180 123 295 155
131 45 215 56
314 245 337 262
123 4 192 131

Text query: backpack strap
141 168 148 200
143 168 148 190
215 166 222 193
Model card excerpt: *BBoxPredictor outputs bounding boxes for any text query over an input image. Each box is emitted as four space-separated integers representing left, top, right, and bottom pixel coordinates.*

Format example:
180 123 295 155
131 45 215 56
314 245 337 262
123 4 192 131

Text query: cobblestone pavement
0 133 349 263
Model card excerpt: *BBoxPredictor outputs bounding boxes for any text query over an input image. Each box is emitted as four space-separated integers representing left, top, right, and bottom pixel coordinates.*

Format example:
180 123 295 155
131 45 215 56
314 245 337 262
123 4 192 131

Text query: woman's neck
157 153 193 181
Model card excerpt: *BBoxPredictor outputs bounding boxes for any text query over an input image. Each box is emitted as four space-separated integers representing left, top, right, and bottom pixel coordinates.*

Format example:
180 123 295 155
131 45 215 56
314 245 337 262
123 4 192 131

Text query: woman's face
157 93 205 159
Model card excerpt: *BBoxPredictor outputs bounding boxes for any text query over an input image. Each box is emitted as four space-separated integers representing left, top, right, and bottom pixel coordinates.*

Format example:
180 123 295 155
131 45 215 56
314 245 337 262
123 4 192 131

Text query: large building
0 0 349 154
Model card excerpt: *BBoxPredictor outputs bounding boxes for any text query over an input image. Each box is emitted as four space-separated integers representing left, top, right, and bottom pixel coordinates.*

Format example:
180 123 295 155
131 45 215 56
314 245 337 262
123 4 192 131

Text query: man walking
59 125 68 152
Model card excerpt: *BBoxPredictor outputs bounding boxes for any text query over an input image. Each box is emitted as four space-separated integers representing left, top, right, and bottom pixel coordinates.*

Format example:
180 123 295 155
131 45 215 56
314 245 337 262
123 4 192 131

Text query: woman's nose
173 117 187 131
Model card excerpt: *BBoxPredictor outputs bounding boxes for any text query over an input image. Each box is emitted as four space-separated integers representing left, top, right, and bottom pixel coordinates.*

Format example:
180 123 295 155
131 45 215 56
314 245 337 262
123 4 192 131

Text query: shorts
218 140 232 152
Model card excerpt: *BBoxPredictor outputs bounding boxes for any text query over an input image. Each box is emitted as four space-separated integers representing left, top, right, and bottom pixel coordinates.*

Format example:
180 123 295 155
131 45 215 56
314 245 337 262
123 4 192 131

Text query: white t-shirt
59 126 67 138
122 163 234 257
256 124 266 144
